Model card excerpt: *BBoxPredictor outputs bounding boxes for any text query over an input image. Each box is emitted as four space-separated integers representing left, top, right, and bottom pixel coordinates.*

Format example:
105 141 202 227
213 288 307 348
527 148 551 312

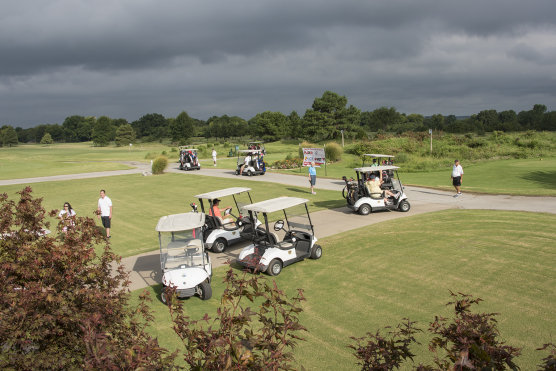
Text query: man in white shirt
451 159 464 197
97 189 113 238
212 148 217 166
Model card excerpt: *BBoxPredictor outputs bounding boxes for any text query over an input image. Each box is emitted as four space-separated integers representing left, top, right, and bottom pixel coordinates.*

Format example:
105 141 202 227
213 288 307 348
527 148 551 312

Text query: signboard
302 148 325 166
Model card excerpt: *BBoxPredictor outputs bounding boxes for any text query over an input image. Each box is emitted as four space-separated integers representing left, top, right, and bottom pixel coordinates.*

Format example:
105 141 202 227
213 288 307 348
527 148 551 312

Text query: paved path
3 161 554 291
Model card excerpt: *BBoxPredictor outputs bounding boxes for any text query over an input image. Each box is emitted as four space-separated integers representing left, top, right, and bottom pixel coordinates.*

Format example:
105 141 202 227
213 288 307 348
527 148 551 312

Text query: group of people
180 150 199 167
58 190 113 238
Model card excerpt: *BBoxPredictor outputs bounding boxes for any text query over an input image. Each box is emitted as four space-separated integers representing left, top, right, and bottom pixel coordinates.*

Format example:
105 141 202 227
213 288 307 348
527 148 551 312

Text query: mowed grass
132 210 556 370
0 173 343 258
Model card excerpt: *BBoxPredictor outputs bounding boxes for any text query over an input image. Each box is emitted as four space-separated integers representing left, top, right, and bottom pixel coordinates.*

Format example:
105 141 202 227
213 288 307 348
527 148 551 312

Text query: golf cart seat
370 193 383 200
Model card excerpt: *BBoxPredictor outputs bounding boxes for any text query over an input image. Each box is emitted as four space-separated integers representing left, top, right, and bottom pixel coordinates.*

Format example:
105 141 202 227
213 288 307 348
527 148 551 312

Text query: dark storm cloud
1 0 555 127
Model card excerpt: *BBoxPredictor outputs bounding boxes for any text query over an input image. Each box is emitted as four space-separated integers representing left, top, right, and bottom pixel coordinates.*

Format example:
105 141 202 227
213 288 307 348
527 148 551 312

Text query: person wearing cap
365 173 396 203
209 198 234 224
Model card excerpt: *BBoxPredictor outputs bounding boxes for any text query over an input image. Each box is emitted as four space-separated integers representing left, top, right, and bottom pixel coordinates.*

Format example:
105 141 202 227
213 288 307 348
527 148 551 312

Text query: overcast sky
1 0 555 128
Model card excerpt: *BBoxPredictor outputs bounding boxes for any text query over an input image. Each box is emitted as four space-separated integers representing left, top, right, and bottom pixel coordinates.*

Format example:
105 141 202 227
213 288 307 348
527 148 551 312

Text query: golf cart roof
242 196 308 213
238 149 263 154
354 165 400 172
362 154 395 158
195 187 251 200
248 141 264 144
156 213 205 232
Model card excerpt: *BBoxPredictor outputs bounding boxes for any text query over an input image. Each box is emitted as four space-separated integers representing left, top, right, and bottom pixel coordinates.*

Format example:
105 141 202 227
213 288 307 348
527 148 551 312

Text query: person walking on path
451 159 464 197
97 189 113 238
308 161 317 195
212 148 217 166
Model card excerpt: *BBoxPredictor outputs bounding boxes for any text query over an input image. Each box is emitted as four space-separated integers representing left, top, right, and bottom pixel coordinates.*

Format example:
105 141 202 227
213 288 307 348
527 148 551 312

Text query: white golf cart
178 146 201 171
361 153 395 167
248 141 266 154
194 187 261 253
156 212 212 303
342 166 410 215
235 149 266 176
237 197 322 276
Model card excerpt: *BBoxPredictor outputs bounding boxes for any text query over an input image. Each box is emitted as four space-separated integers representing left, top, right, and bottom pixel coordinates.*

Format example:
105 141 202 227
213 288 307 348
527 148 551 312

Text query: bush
325 142 343 162
152 156 168 174
144 152 157 160
272 158 302 169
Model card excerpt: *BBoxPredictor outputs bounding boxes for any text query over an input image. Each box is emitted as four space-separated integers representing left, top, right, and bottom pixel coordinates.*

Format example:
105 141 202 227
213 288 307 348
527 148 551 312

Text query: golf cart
237 197 322 276
361 153 395 167
235 149 266 176
194 187 261 253
178 146 201 171
156 212 212 303
342 166 410 215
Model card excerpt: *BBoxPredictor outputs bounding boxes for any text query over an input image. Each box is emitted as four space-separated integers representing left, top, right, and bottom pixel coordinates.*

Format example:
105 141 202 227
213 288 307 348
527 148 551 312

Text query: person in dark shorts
97 189 113 238
451 159 464 197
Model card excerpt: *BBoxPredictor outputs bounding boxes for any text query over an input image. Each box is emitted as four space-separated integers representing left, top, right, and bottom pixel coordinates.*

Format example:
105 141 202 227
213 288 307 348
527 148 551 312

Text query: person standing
451 159 464 197
212 148 217 166
97 189 113 238
308 161 317 195
58 202 76 233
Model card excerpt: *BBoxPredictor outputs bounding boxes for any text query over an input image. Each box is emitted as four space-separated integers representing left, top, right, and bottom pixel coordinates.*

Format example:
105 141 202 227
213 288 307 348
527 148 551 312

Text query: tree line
1 91 555 147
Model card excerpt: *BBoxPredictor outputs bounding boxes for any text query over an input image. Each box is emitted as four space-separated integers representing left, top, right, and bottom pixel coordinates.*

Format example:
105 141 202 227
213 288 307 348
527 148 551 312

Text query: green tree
249 111 288 141
40 132 54 145
288 110 302 139
0 187 176 369
363 107 403 132
115 123 136 146
132 113 168 140
92 116 113 146
0 125 18 147
169 111 195 143
302 91 361 141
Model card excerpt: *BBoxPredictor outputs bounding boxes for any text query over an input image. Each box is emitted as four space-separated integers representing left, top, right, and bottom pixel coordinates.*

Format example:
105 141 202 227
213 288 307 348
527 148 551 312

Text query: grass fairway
0 173 343 257
133 210 555 370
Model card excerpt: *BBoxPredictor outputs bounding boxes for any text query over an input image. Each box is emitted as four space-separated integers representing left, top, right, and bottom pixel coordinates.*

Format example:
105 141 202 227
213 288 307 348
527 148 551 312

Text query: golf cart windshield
156 213 206 270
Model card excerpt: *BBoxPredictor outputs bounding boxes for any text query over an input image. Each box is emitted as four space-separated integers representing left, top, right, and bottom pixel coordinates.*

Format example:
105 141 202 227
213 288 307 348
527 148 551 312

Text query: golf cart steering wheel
274 220 284 232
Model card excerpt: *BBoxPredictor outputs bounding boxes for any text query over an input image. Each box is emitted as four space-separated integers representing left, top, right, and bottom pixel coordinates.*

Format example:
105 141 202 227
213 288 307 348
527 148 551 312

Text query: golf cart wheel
247 170 253 177
235 169 239 175
212 238 227 253
267 259 282 276
160 285 168 304
198 281 212 300
310 244 322 260
179 164 183 170
358 204 371 215
398 200 410 212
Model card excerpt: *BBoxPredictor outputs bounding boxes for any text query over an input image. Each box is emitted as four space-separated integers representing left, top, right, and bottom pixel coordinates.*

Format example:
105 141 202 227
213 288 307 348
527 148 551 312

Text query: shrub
152 155 168 174
325 142 343 162
144 152 157 160
168 268 306 370
272 158 302 169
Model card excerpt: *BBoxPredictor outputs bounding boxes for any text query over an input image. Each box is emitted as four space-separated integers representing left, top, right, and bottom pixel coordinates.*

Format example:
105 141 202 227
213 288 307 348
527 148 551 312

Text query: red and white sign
302 148 325 166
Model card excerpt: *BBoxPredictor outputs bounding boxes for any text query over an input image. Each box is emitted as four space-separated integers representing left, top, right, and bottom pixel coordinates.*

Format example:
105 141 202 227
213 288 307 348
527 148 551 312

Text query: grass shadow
520 170 556 190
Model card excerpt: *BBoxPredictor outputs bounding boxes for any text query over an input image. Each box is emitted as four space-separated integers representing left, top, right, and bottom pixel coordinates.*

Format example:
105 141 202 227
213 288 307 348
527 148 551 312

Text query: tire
247 170 253 177
358 203 371 215
398 200 410 212
267 259 282 276
198 281 212 300
310 244 322 259
160 285 168 304
212 238 227 253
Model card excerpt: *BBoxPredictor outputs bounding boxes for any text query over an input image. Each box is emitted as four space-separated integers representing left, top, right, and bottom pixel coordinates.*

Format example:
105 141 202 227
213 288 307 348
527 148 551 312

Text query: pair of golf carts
342 154 410 215
157 192 321 302
178 146 201 171
235 149 266 176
